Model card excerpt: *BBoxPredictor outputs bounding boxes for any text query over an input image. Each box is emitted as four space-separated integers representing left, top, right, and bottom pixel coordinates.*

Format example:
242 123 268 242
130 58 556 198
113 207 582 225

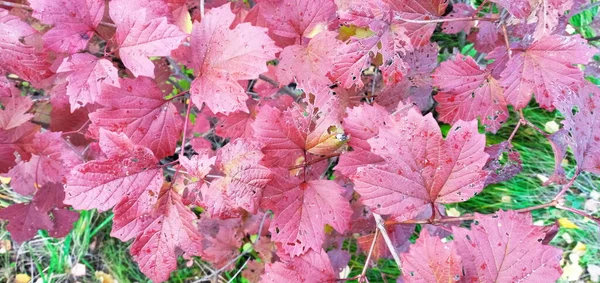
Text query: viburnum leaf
89 76 184 159
490 0 531 18
483 141 523 186
531 0 573 40
400 229 462 282
432 54 508 133
499 35 595 110
387 0 449 47
0 9 52 84
198 217 243 269
111 7 186 78
57 53 120 112
261 169 352 256
0 91 34 130
189 4 279 114
130 188 203 283
108 0 170 27
442 3 475 34
0 183 79 243
276 30 339 89
452 210 563 282
65 129 163 212
557 84 600 174
256 0 337 41
262 248 337 282
0 123 39 174
7 132 81 196
467 20 504 54
28 0 104 53
352 109 488 221
210 138 271 214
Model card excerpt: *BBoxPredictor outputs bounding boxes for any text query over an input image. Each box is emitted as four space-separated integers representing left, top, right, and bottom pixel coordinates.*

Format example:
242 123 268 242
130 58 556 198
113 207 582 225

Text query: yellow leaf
338 25 375 41
15 274 31 283
558 218 579 229
95 271 115 283
0 176 10 184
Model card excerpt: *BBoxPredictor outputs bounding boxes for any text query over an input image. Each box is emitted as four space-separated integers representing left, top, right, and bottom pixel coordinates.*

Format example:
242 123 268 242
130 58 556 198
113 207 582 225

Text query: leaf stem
373 213 402 269
359 228 379 282
258 74 297 97
395 16 498 24
180 99 193 157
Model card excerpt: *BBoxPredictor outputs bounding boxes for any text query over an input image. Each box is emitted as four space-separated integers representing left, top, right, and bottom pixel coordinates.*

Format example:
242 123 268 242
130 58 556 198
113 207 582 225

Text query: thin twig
180 99 193 157
258 74 297 97
359 228 379 282
0 1 32 10
501 23 512 58
553 170 580 201
372 213 402 269
287 153 341 171
556 204 600 224
395 16 498 24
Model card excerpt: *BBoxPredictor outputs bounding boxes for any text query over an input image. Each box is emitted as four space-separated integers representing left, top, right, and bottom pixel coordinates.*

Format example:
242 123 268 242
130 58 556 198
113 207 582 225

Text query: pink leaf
499 35 595 110
65 129 162 212
0 9 52 84
352 110 489 221
28 0 104 53
442 3 475 34
113 11 186 78
433 54 508 133
130 189 203 283
452 210 563 282
89 76 184 159
256 0 337 41
189 4 279 114
388 0 448 47
0 123 38 174
0 91 34 130
263 249 337 282
57 53 120 111
261 170 352 256
490 0 531 19
400 229 462 282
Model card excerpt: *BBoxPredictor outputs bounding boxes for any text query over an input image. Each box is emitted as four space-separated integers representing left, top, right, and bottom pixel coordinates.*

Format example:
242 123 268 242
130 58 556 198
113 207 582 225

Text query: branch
359 228 379 283
394 16 498 24
372 213 402 269
258 74 297 97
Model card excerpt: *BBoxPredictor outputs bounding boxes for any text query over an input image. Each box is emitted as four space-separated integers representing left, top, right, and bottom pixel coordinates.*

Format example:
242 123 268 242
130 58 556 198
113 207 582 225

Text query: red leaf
256 0 337 41
130 188 203 283
433 54 508 133
263 248 337 282
0 9 53 84
400 229 462 282
388 0 448 47
111 8 186 78
198 217 243 269
352 109 488 221
89 76 184 159
29 0 104 53
483 141 523 186
532 0 573 40
189 4 279 114
0 183 79 243
490 0 531 19
499 35 595 110
7 132 81 196
276 30 339 89
442 3 475 34
452 210 563 282
0 123 38 174
261 169 352 256
57 54 120 112
0 91 34 130
65 129 162 212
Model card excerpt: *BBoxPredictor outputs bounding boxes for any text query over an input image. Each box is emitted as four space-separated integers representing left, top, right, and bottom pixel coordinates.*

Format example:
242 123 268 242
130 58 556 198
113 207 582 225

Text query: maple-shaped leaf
189 4 279 114
201 138 271 216
400 229 462 282
7 132 81 196
198 217 243 269
256 0 337 41
261 169 352 256
262 248 337 282
490 0 531 18
0 122 38 174
467 20 504 54
558 84 600 174
441 3 475 34
388 0 448 47
65 129 162 212
335 103 387 176
89 76 184 159
57 53 120 112
0 183 79 243
47 84 91 146
276 30 339 89
531 0 573 40
452 210 563 282
0 91 34 130
499 35 595 110
352 109 488 221
433 54 508 133
111 7 186 78
130 188 203 282
28 0 104 53
0 9 53 84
